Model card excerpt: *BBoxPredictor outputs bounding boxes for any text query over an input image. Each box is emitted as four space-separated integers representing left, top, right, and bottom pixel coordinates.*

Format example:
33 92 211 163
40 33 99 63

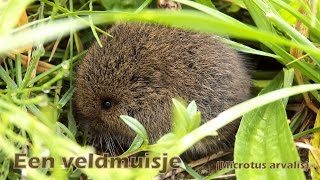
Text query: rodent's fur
74 23 251 158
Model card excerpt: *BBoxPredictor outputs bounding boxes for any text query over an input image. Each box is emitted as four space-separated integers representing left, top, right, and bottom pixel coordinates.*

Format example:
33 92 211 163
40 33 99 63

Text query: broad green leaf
120 115 149 143
187 100 197 116
172 99 188 136
186 101 201 131
121 135 144 156
172 99 202 136
309 111 320 179
234 72 305 179
188 112 201 132
152 133 178 152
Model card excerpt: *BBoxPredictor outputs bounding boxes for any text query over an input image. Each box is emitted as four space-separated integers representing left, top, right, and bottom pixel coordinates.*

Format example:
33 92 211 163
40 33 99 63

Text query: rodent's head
75 24 179 154
74 23 251 157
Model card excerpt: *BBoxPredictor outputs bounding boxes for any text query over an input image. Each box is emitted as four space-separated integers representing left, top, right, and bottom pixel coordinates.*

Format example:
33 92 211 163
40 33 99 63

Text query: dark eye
101 99 112 110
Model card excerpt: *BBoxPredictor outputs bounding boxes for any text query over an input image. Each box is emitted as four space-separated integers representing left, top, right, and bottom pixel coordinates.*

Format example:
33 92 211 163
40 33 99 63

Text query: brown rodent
74 23 251 159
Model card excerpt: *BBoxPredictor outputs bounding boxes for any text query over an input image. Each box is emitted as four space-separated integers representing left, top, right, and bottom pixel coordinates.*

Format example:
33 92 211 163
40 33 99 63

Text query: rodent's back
75 23 251 158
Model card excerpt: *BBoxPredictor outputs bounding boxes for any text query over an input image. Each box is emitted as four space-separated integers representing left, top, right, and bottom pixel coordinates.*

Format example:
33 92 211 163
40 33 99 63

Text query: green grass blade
0 66 17 89
58 86 75 109
270 0 320 39
220 38 282 59
266 12 320 65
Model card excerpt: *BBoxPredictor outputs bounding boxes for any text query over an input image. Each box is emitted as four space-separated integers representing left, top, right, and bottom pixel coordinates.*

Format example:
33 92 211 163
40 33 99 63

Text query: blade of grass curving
174 0 244 26
67 109 77 137
311 89 320 102
40 0 110 36
244 0 320 83
8 59 14 80
15 54 23 88
26 104 54 128
243 0 275 31
180 161 203 180
272 45 320 83
0 0 34 34
21 46 44 88
220 38 282 59
89 10 316 52
289 108 307 132
56 122 77 142
120 135 144 157
266 12 320 65
58 86 75 108
270 0 320 39
2 10 320 57
135 0 153 13
53 79 63 121
0 66 17 89
2 10 320 84
293 127 320 139
0 18 89 54
27 50 87 87
309 111 320 179
89 0 102 47
297 0 313 16
283 68 294 107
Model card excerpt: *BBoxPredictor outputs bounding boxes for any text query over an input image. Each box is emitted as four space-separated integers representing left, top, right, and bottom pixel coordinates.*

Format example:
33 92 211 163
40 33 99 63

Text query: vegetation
0 0 319 179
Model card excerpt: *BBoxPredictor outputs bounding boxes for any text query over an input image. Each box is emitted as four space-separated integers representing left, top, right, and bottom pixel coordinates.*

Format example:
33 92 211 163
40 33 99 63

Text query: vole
74 23 251 159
